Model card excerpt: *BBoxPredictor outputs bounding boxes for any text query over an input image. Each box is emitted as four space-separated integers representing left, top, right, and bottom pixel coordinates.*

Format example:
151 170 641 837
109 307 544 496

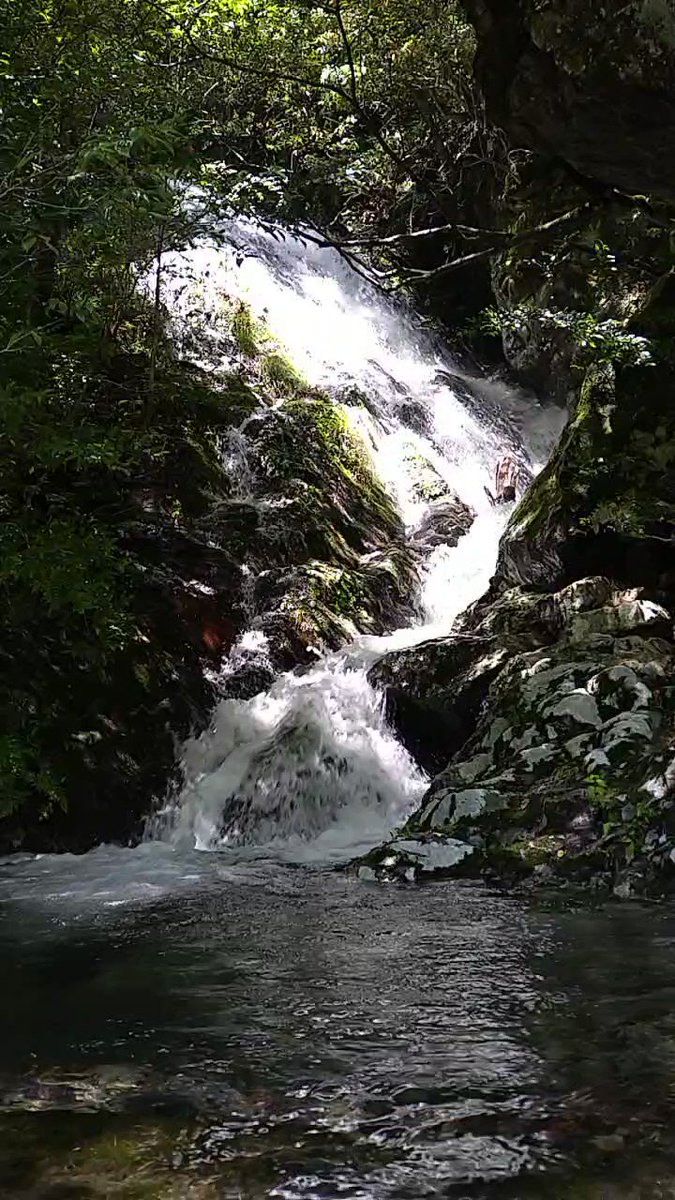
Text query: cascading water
5 228 662 1200
150 220 565 861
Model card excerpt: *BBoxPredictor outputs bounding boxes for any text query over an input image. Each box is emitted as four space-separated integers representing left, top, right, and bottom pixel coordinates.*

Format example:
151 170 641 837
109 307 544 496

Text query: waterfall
148 220 565 862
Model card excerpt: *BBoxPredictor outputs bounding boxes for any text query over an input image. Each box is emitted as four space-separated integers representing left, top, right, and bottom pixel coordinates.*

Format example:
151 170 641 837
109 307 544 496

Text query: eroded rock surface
410 495 475 553
360 578 675 895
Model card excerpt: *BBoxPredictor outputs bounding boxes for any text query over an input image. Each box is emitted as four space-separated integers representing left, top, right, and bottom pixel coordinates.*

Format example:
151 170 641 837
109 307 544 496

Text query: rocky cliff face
462 0 675 202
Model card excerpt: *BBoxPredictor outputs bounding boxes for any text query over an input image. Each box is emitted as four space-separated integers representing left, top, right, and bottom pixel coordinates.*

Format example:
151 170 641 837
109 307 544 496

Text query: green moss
0 1110 214 1199
257 389 402 563
231 300 262 356
310 549 415 627
261 350 306 395
506 291 675 557
227 300 309 396
503 833 566 866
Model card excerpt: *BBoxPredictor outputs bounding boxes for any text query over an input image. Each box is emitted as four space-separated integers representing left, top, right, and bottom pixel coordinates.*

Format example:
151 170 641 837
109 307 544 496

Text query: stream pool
1 846 675 1198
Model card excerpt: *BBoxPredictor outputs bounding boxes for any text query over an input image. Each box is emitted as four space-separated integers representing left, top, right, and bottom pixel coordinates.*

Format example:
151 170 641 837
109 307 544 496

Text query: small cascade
150 219 565 861
161 648 427 861
220 426 256 499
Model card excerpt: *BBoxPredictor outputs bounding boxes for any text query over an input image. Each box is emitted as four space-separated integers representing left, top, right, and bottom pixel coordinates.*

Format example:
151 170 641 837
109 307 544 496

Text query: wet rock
255 544 420 663
370 576 624 775
401 448 453 503
370 634 510 774
395 399 432 437
463 0 675 204
363 576 675 893
410 495 475 552
493 276 675 601
355 834 476 882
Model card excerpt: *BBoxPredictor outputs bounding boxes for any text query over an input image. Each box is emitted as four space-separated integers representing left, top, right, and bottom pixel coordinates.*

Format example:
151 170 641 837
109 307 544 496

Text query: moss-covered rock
496 276 675 596
0 318 419 852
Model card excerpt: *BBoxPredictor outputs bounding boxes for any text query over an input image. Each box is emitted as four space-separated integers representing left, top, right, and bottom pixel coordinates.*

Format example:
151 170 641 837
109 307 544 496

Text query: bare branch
299 226 395 295
318 220 513 249
390 200 602 287
333 0 360 108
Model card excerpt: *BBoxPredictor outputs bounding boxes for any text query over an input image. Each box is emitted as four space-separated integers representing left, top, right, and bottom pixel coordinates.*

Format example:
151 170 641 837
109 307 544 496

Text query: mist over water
152 220 564 858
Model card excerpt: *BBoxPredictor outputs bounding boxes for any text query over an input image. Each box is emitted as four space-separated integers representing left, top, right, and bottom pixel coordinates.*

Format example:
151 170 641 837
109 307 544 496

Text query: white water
148 221 565 861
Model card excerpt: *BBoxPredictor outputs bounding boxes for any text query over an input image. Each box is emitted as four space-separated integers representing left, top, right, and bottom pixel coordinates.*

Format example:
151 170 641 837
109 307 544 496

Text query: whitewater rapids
148 220 565 861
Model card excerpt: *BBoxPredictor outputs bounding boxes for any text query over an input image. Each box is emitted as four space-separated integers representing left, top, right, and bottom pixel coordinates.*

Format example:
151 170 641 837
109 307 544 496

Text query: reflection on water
1 854 675 1196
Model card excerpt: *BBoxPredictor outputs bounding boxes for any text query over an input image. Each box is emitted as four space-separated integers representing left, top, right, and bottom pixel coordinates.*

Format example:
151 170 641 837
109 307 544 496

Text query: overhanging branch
307 199 602 290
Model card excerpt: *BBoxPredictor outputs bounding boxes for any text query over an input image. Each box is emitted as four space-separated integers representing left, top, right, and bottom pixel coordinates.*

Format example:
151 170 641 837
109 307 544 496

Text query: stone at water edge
369 634 511 775
366 578 604 777
358 579 675 894
410 494 476 552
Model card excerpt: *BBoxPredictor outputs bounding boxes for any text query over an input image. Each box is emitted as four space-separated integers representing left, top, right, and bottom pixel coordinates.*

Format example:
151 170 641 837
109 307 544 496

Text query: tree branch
333 0 360 109
390 199 602 286
319 220 513 249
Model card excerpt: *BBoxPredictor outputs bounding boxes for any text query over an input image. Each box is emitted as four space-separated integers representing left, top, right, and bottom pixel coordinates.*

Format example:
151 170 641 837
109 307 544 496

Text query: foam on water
149 219 565 861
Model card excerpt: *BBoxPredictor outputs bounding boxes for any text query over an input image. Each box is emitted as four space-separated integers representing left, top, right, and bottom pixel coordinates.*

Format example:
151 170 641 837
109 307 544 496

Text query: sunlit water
1 853 675 1198
7 226 662 1199
151 221 564 855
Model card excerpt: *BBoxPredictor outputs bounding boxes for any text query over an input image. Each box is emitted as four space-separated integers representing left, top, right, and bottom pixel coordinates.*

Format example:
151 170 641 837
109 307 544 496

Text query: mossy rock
0 321 415 851
253 390 404 558
497 283 675 596
0 1109 214 1199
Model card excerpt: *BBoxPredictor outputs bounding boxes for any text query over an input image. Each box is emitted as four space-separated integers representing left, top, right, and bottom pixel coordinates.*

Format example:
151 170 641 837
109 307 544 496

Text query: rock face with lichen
360 264 675 894
358 578 675 895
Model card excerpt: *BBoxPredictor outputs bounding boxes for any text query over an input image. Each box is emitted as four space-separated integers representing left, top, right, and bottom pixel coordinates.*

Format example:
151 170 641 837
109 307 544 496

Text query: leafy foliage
479 304 654 368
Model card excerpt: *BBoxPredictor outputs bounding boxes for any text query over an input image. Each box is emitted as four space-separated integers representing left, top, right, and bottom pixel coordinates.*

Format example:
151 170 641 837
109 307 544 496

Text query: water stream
2 226 674 1198
152 222 563 857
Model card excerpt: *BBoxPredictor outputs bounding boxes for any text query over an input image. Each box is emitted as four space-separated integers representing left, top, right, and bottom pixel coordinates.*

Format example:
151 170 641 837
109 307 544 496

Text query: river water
2 226 675 1197
2 851 675 1197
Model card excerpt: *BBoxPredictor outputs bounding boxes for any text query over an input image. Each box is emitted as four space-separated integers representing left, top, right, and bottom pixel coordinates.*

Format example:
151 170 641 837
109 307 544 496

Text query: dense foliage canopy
0 0 482 828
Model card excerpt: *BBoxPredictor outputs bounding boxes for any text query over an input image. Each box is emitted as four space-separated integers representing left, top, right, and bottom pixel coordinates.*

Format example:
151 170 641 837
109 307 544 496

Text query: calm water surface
1 846 675 1198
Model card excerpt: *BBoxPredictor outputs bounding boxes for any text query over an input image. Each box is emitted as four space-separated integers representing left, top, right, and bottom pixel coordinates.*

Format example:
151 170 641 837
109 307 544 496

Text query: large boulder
495 278 675 596
461 0 675 204
370 578 619 772
370 633 510 773
358 577 675 895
